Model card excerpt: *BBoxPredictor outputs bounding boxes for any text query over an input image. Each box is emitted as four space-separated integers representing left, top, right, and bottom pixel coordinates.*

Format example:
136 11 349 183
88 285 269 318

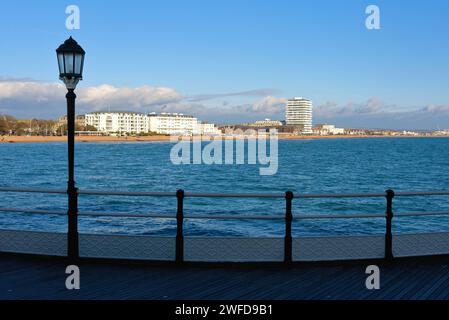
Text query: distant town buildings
83 111 221 136
285 97 313 134
435 129 449 136
241 119 284 128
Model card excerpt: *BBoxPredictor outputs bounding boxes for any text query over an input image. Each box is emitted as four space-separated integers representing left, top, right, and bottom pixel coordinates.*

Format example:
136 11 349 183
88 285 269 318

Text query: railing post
284 191 294 264
67 185 79 260
385 189 395 261
176 189 185 263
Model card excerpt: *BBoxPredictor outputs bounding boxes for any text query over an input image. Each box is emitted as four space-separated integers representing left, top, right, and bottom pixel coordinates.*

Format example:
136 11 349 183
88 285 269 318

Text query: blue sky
0 0 449 129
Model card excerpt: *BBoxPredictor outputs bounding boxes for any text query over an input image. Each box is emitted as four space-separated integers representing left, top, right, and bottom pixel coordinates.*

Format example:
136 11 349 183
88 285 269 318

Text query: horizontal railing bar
0 208 66 215
184 215 285 220
79 211 174 218
0 187 66 194
296 193 386 199
78 190 176 197
395 211 449 217
394 191 449 197
184 193 285 198
2 187 449 199
295 213 386 219
3 208 449 220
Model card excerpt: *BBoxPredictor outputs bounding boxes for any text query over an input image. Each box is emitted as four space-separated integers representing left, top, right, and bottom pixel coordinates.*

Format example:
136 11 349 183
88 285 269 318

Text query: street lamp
56 37 85 260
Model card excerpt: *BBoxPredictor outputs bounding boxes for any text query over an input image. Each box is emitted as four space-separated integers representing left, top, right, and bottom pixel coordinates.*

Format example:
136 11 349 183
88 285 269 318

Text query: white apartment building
200 122 222 135
285 97 313 134
148 113 221 135
148 113 198 135
84 111 221 136
84 112 149 134
313 124 345 136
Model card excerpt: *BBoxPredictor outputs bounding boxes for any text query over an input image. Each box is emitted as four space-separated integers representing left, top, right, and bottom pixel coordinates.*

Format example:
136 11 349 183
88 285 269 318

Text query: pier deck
2 253 449 300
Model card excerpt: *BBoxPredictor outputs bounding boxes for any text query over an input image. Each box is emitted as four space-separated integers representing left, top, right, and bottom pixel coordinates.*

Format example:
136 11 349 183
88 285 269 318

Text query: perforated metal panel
184 237 284 262
394 232 449 257
79 234 175 261
0 229 67 256
4 230 449 263
293 235 385 261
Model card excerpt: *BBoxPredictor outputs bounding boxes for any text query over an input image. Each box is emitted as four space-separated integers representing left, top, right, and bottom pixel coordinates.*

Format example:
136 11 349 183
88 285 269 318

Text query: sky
0 0 449 129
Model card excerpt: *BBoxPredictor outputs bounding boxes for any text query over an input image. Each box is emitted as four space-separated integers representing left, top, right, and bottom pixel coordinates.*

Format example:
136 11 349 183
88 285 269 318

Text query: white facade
313 124 345 136
248 119 283 127
148 113 196 135
285 97 313 134
148 113 221 136
200 123 222 135
84 112 149 134
84 112 220 136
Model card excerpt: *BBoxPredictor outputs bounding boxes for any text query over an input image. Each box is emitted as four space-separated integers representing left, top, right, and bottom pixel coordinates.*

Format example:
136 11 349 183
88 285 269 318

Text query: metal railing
1 187 449 263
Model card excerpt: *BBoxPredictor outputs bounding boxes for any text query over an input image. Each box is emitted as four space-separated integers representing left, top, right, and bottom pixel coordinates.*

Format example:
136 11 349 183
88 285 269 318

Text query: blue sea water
1 138 449 237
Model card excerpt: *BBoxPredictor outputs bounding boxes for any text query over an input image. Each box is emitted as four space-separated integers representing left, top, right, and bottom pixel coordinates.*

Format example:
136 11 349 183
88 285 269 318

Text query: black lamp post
56 37 85 260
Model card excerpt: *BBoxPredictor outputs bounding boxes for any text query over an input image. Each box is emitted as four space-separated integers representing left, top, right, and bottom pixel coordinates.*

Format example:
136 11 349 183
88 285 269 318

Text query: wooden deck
2 253 449 300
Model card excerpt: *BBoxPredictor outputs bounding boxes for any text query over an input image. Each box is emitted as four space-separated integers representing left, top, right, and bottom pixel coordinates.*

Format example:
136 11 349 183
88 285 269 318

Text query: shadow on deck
1 253 449 300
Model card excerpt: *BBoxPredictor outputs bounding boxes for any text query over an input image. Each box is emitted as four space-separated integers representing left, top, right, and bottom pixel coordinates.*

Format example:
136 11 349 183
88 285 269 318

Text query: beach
0 134 443 143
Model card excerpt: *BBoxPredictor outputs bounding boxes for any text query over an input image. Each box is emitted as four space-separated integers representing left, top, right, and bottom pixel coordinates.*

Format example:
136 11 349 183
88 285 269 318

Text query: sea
1 137 449 237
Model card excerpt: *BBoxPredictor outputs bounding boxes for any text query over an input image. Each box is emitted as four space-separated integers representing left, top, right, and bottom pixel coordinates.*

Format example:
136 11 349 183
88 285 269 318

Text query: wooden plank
2 254 449 299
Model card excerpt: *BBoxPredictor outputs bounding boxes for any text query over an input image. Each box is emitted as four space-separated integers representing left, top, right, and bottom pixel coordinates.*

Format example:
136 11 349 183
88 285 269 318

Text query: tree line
0 115 96 136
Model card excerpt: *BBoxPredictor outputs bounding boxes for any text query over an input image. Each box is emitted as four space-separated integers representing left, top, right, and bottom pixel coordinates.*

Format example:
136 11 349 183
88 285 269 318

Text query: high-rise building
285 97 313 134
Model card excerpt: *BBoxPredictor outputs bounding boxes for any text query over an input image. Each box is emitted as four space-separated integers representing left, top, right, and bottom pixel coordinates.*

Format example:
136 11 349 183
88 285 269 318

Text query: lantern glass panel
57 53 65 74
64 52 75 75
74 53 84 76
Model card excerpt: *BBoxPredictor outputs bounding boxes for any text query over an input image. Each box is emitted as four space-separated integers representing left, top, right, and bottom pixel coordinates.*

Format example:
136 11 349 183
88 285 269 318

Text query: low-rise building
243 119 283 127
313 124 345 135
148 113 221 135
199 122 222 135
148 113 198 135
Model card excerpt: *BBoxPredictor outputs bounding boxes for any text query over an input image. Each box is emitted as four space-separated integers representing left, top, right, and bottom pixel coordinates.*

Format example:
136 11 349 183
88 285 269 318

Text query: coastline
1 134 447 143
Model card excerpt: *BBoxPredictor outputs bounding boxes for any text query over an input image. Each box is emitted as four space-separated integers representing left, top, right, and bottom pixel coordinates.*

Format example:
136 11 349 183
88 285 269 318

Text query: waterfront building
345 129 367 135
199 122 222 135
285 97 313 134
148 113 221 136
84 112 149 135
243 119 284 127
313 124 345 136
148 113 198 135
435 130 449 136
84 111 220 136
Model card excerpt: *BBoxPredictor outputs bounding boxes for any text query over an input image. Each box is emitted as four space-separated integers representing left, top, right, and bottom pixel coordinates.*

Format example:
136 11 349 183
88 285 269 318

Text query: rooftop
85 111 145 115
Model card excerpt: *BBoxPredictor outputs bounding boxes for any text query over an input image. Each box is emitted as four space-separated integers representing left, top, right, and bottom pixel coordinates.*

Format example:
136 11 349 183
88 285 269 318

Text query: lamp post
56 37 85 260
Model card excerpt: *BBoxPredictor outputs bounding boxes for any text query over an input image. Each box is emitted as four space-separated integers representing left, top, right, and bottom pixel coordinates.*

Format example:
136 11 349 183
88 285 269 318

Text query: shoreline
1 134 448 143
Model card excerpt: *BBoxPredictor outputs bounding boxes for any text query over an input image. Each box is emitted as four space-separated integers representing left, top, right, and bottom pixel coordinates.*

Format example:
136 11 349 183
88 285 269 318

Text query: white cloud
314 99 449 130
0 81 63 102
0 79 183 118
0 78 287 123
251 96 287 114
2 78 449 129
186 89 281 102
315 98 397 119
79 84 182 110
420 104 449 113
